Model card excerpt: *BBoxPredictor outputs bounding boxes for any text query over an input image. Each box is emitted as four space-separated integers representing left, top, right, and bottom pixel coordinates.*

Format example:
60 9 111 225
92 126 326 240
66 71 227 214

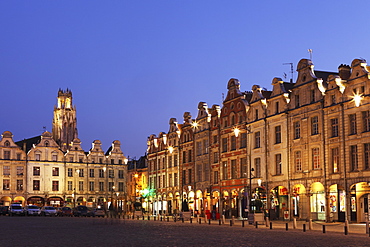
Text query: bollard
208 219 211 225
167 217 169 222
323 225 326 234
148 216 150 221
255 221 258 228
222 215 225 225
232 216 235 226
190 217 192 224
367 222 369 234
293 218 297 229
137 215 139 220
242 220 245 227
230 220 232 226
174 216 177 222
182 217 184 223
219 219 221 225
154 216 156 221
286 223 288 231
303 224 306 232
344 226 348 235
368 227 370 237
160 216 162 221
270 222 272 229
142 216 144 221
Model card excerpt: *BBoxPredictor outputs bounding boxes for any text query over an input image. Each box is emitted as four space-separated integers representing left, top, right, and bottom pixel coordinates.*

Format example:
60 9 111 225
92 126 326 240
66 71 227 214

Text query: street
1 216 370 246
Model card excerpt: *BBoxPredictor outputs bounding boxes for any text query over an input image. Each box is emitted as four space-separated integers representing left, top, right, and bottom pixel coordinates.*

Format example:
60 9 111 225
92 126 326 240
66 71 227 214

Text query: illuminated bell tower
52 89 78 151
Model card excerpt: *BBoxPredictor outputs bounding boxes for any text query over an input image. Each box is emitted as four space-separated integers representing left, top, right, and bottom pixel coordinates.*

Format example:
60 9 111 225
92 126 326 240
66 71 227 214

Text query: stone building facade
0 89 127 211
147 58 370 222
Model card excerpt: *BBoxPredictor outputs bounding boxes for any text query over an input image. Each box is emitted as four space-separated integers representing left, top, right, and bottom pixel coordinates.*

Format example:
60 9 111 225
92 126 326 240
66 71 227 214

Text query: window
310 89 315 103
295 94 300 107
3 166 10 176
203 139 209 154
295 151 302 172
294 121 301 139
67 181 72 191
52 154 57 161
188 169 192 184
350 145 358 171
213 152 219 163
174 155 178 167
197 164 202 182
4 141 10 147
254 131 260 148
240 133 247 148
213 135 218 144
52 181 59 191
331 147 339 173
17 180 23 191
365 143 370 170
69 157 73 162
33 180 40 191
312 148 320 169
275 154 282 175
275 101 279 114
118 182 124 191
168 155 172 167
213 171 219 184
118 170 124 179
362 111 370 132
3 151 10 160
230 136 236 150
255 109 259 121
33 167 40 176
99 182 104 191
89 181 94 191
231 160 237 179
240 158 247 178
35 153 41 161
89 169 95 178
275 126 281 144
169 174 173 187
78 181 84 191
16 153 21 160
331 118 339 137
255 158 261 177
99 169 105 178
182 170 186 185
196 141 202 156
163 174 166 187
311 116 319 135
3 179 10 190
331 94 336 105
17 166 23 176
174 173 178 186
68 168 73 177
111 159 114 165
79 169 84 177
108 170 114 178
349 114 357 135
182 151 186 163
222 161 227 180
222 138 228 152
52 167 59 176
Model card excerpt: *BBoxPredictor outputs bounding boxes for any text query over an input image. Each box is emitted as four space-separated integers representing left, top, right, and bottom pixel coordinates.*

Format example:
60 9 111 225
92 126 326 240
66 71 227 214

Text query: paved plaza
1 216 370 246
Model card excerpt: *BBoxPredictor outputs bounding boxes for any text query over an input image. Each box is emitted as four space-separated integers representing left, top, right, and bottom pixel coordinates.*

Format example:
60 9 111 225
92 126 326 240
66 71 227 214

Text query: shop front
27 196 45 207
47 196 64 207
270 186 288 220
292 184 308 219
329 184 346 222
350 182 370 222
310 182 325 221
251 187 266 213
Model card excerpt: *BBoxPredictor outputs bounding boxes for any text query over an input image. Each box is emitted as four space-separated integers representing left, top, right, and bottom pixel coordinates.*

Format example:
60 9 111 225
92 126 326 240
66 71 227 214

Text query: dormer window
4 141 10 147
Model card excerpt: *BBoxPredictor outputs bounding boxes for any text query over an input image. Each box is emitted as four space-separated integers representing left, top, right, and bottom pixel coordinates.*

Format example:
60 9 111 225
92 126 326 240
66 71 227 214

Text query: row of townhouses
0 89 128 211
147 58 370 223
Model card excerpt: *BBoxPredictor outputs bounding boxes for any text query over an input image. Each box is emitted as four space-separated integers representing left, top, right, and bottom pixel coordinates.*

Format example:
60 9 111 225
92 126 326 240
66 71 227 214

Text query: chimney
338 64 351 80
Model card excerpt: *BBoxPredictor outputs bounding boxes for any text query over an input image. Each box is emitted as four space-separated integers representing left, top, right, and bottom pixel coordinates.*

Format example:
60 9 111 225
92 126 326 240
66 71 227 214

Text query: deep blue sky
1 1 369 159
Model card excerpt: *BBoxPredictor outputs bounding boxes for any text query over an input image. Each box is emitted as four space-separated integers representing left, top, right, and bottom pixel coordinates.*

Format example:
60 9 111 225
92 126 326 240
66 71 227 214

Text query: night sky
1 1 369 159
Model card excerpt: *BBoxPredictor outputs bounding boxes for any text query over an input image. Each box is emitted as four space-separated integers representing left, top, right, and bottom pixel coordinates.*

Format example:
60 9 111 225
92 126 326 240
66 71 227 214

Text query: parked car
0 206 9 216
60 207 73 217
25 205 41 216
93 208 106 217
41 206 57 216
9 204 25 216
73 205 89 217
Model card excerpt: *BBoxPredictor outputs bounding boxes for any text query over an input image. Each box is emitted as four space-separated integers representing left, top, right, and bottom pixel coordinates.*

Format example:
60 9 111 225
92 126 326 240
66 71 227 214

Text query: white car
25 205 41 216
41 206 57 216
9 204 25 216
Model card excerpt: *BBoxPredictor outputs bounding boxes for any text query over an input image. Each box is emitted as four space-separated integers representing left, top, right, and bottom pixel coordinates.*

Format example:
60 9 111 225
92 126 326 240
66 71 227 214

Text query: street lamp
249 168 254 213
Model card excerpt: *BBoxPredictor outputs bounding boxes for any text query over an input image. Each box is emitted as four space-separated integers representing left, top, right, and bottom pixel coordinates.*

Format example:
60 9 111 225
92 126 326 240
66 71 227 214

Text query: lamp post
249 168 254 213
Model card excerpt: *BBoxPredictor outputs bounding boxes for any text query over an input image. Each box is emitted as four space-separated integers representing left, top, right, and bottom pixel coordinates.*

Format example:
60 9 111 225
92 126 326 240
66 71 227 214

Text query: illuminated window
275 154 282 175
331 147 339 173
33 167 40 176
33 180 40 191
3 179 10 190
16 180 23 191
52 167 59 176
312 148 320 169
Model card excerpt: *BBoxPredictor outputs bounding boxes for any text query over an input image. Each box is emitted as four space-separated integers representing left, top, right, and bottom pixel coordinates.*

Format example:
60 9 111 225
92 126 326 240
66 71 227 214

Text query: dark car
0 206 9 216
60 207 73 217
73 205 88 217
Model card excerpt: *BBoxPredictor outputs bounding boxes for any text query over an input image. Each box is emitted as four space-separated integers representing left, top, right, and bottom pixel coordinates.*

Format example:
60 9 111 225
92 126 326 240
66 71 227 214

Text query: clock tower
52 89 78 151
